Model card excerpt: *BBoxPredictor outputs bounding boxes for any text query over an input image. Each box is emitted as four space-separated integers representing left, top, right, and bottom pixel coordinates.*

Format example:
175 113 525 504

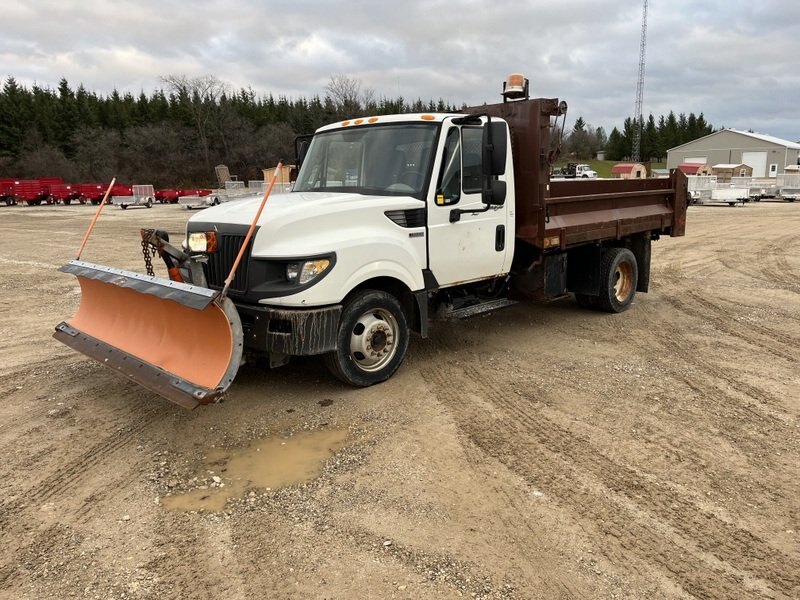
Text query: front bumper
237 303 342 356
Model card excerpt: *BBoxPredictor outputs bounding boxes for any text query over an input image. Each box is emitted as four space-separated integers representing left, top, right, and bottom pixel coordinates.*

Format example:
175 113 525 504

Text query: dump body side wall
547 172 688 249
465 99 688 250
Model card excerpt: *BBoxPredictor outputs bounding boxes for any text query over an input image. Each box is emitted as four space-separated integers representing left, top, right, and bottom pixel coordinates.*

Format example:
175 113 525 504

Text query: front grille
205 234 252 292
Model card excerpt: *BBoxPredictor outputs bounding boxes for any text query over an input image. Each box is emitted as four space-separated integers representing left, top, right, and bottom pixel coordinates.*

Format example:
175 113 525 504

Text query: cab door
427 122 510 286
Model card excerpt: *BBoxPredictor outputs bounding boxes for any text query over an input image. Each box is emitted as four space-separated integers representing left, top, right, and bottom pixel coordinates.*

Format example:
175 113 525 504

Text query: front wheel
324 290 409 387
597 248 638 313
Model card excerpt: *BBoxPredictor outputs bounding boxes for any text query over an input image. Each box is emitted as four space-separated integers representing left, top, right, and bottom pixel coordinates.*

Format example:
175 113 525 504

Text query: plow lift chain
139 228 208 286
141 228 157 276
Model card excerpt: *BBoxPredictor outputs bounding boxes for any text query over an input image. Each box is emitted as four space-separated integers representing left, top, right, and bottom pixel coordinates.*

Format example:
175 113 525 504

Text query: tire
146 199 153 208
597 248 638 313
324 290 409 387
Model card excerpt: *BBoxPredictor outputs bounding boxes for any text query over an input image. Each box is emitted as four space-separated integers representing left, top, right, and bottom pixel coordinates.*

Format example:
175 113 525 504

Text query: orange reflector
206 231 218 253
341 120 350 126
544 235 561 249
420 115 435 121
368 117 379 123
354 119 363 125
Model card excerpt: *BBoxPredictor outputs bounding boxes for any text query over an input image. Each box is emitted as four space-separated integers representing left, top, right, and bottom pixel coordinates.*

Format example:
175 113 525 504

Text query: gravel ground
0 200 798 599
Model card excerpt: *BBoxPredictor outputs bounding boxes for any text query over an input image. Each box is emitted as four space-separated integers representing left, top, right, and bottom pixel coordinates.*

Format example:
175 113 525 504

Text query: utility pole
631 0 648 162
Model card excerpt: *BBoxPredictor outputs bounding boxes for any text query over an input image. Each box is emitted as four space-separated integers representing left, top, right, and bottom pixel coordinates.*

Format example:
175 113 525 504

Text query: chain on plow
141 228 157 276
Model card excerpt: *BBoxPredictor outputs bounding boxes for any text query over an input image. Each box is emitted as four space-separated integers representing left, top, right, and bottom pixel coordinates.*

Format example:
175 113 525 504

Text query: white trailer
112 185 155 209
178 181 264 210
710 185 748 206
687 176 717 204
777 174 800 202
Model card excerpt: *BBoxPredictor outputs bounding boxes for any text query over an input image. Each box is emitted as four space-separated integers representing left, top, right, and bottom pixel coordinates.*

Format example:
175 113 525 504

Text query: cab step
442 298 518 320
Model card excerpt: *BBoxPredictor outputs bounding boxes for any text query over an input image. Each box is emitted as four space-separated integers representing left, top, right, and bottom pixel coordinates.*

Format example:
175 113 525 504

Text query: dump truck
54 74 688 409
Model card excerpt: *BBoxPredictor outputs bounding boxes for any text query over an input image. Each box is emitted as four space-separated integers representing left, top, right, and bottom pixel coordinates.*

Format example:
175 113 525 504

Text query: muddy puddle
162 429 348 512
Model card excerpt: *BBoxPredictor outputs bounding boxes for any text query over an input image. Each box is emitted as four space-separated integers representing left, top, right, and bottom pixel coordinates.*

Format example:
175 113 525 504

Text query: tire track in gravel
617 307 795 479
0 402 162 531
664 291 799 363
714 235 800 293
758 235 800 291
422 362 800 599
624 292 790 420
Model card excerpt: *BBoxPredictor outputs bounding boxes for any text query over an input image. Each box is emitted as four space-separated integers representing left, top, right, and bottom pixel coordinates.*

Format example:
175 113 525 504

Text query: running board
442 298 518 320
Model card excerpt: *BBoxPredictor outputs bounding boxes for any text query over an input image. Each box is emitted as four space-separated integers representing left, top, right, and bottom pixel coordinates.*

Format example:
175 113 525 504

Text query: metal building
667 129 800 178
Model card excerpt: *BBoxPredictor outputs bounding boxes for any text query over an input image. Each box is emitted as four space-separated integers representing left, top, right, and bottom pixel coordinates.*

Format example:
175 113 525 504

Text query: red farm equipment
77 184 106 205
77 183 131 205
155 189 181 204
180 188 212 197
13 180 50 205
49 183 82 205
0 179 15 205
10 178 66 205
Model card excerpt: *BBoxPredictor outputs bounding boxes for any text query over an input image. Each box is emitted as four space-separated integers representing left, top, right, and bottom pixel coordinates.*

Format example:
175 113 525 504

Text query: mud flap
54 260 243 409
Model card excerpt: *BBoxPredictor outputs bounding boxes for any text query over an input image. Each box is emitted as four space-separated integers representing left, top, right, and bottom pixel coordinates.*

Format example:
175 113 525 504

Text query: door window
435 125 485 206
461 127 484 194
436 128 461 206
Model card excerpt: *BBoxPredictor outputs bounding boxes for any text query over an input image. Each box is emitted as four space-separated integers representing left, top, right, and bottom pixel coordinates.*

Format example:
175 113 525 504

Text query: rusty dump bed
468 98 688 250
546 173 688 249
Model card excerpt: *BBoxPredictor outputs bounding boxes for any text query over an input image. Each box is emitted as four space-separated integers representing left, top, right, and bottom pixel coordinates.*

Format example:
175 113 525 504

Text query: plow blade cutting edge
54 260 243 409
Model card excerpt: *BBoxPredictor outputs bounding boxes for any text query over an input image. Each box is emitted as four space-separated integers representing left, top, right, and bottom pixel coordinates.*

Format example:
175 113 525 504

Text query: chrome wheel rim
349 308 398 372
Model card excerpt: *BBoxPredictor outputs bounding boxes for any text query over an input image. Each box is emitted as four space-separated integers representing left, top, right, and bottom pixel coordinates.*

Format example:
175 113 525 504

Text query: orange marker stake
76 177 116 260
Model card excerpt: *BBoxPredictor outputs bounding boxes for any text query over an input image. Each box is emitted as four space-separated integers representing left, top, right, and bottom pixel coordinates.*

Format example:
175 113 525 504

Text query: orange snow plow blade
54 260 243 409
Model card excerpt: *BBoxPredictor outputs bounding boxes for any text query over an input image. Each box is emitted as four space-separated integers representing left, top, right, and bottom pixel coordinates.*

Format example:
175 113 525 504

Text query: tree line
0 75 459 187
0 74 713 187
564 112 713 162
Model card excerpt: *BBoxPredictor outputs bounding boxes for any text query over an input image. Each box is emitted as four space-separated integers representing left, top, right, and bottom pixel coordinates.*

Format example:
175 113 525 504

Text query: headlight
187 232 217 253
286 258 331 285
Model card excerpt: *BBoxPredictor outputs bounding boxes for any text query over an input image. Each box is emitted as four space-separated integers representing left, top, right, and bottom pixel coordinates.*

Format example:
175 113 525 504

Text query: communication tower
631 0 648 162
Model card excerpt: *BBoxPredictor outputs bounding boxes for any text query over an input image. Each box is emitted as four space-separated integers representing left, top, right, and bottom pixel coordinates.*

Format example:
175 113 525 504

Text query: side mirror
482 179 506 206
295 135 313 170
482 121 507 177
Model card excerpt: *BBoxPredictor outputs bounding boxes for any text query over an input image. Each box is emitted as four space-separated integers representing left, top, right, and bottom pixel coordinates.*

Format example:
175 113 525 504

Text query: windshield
293 123 439 197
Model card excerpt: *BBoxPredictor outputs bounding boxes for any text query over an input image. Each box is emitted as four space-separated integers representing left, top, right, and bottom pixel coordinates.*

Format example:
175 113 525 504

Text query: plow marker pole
76 177 116 260
221 162 283 298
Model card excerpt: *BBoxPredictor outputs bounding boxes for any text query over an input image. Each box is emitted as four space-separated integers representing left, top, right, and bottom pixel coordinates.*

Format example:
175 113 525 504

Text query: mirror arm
449 204 491 223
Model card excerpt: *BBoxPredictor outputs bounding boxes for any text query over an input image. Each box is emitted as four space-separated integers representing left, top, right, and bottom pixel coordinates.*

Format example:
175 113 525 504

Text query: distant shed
650 168 670 178
611 162 647 179
677 162 713 176
262 165 297 187
712 163 752 183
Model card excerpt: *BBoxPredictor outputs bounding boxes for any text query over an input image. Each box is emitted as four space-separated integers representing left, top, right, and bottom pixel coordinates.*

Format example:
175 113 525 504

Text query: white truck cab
185 112 512 385
573 164 598 178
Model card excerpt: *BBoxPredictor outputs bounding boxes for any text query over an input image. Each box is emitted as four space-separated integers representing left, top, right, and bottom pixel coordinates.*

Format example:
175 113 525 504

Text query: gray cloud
3 0 798 141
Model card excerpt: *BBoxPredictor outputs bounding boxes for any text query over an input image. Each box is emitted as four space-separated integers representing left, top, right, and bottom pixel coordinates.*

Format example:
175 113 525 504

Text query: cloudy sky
3 0 799 141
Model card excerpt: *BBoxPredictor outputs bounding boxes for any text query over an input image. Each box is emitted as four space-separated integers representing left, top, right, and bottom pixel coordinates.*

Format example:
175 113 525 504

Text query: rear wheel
597 248 638 313
324 290 409 387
